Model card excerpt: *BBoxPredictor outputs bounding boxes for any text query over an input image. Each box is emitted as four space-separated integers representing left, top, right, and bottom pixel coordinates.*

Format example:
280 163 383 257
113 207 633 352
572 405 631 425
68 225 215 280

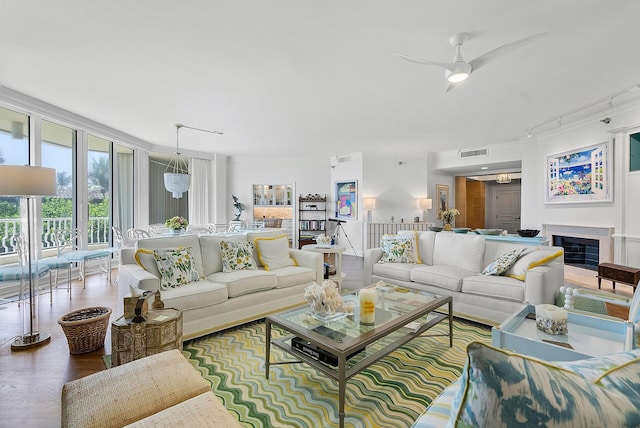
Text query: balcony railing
0 217 111 255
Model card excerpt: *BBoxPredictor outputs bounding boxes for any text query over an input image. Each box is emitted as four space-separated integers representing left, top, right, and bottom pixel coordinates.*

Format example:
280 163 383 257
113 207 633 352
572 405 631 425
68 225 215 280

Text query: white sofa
364 231 565 325
117 230 323 340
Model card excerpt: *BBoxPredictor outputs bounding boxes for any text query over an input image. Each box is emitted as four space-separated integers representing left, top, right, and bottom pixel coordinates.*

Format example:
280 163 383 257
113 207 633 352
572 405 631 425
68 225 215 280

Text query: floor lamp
0 165 57 351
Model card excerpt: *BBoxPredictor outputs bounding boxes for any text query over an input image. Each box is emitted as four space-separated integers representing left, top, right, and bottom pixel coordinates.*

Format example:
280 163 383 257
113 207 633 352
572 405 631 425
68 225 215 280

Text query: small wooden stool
597 262 640 291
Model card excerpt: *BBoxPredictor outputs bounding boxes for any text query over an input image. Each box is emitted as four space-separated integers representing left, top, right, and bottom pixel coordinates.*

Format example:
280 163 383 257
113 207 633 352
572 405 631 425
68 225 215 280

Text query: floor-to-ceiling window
87 135 112 247
0 107 29 258
40 120 75 253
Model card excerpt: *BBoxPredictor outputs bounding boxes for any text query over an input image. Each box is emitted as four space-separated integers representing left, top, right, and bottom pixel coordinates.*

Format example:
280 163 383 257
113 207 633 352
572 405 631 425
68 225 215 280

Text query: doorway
487 182 521 233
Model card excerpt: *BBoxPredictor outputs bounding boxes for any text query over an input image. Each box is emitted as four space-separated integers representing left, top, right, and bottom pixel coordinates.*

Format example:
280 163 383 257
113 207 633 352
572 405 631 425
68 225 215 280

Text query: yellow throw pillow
253 234 296 271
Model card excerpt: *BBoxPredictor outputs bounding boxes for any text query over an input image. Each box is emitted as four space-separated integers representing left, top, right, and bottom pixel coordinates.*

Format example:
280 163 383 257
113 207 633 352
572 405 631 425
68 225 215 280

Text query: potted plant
439 208 460 231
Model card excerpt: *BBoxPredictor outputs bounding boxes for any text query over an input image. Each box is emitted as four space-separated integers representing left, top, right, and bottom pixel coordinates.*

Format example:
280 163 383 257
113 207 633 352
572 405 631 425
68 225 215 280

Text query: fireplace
553 235 599 271
543 224 614 271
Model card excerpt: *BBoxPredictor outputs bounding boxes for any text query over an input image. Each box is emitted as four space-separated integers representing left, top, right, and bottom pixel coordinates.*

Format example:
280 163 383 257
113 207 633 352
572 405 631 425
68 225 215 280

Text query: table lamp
363 198 376 223
0 165 57 350
417 198 433 222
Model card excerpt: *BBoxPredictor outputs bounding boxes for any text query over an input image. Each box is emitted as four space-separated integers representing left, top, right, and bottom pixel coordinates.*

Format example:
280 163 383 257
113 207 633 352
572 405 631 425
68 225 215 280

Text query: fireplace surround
543 224 614 270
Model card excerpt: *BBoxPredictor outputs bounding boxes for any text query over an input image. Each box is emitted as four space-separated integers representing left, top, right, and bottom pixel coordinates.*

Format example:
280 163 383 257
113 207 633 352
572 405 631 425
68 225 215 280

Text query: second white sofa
364 231 565 325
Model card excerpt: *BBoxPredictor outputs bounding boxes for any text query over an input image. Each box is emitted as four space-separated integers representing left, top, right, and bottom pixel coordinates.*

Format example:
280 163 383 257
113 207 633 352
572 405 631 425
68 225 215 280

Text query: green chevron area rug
182 318 491 428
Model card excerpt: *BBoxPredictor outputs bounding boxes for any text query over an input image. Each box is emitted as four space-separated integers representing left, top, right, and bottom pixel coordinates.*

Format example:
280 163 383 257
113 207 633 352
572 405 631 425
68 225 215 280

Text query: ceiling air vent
459 148 488 158
337 155 351 164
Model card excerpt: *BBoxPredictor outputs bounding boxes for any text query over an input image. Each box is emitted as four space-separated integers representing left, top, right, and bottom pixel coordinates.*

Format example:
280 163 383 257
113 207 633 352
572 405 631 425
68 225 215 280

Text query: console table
597 262 640 291
111 308 183 367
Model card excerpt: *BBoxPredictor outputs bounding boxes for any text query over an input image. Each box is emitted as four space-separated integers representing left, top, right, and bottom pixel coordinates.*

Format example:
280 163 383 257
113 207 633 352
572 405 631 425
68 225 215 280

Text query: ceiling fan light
447 71 469 83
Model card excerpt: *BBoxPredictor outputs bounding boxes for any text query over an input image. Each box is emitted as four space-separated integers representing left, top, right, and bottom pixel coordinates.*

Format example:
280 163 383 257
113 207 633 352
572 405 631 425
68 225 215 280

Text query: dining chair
147 223 170 236
127 228 151 239
53 229 113 289
0 234 51 304
38 232 73 301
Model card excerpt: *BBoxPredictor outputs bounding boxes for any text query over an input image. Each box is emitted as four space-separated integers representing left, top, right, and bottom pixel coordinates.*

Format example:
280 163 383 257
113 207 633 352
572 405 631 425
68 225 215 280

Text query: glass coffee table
265 288 452 428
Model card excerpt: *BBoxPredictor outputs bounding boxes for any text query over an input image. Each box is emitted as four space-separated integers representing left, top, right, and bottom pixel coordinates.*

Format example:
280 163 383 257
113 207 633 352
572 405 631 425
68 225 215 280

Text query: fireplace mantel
543 224 614 264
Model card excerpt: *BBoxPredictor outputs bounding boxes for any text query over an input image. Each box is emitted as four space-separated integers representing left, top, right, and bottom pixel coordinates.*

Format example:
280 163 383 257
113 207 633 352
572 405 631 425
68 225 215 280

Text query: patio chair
53 229 112 289
38 233 73 301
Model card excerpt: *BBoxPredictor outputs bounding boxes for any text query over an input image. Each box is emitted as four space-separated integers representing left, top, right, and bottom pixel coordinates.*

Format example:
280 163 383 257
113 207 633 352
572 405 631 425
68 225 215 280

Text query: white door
490 185 521 233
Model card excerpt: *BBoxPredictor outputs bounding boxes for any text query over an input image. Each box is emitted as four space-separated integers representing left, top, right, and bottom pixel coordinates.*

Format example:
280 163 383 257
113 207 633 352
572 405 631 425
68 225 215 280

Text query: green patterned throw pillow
378 235 417 264
153 246 201 290
481 247 526 275
219 240 257 272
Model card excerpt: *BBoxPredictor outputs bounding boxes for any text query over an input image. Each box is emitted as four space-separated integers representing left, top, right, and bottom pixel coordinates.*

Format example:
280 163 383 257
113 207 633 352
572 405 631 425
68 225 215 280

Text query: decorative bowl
516 229 540 238
428 226 443 232
452 228 471 234
474 229 503 235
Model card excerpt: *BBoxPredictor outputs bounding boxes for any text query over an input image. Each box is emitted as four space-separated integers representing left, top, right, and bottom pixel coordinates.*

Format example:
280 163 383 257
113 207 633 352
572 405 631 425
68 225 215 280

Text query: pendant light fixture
164 124 190 199
496 173 512 184
164 123 223 199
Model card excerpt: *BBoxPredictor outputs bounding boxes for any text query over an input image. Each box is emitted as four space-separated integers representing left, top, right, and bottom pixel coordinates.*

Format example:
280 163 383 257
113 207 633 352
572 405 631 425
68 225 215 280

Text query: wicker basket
58 306 112 354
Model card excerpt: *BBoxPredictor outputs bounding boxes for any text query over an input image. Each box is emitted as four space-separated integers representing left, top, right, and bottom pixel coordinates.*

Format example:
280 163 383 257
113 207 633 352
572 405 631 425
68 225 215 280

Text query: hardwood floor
0 255 629 427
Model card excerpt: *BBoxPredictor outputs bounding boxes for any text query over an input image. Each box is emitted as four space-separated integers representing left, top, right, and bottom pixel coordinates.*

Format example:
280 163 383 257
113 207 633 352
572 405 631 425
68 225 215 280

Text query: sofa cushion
219 241 257 272
410 265 475 292
451 342 637 427
272 265 316 289
594 358 640 401
432 233 485 272
481 247 526 275
504 249 564 280
372 262 415 282
254 234 296 271
379 235 418 264
160 280 228 310
416 231 437 266
461 275 525 302
207 269 276 297
200 234 246 276
152 247 202 290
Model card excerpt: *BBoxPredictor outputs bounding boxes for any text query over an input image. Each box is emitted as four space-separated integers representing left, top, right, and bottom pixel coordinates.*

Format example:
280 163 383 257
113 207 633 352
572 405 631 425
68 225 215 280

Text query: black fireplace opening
553 235 599 271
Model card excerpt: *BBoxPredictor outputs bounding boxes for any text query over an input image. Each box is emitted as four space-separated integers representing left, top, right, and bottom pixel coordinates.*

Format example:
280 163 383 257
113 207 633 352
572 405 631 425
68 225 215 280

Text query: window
88 135 111 248
631 132 640 172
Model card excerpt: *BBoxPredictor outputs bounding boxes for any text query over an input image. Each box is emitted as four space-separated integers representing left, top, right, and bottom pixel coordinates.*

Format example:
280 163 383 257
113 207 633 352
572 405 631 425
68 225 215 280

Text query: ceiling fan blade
469 33 548 72
394 53 453 71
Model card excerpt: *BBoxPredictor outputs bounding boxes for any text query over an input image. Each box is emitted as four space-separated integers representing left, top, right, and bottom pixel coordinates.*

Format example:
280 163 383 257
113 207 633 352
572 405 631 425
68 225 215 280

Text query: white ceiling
1 1 639 158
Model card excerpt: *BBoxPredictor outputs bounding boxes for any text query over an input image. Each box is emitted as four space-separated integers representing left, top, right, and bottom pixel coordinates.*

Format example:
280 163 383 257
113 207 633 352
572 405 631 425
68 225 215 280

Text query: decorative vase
444 223 452 231
171 229 182 235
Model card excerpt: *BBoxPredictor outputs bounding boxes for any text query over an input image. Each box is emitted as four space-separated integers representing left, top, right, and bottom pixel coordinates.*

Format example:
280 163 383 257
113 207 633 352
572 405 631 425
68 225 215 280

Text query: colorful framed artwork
336 181 357 219
436 184 449 214
545 141 612 204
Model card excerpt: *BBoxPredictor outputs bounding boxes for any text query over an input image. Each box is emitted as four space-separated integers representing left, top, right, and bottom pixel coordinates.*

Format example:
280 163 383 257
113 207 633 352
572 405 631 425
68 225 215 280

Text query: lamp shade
363 198 376 210
417 198 432 210
0 165 57 196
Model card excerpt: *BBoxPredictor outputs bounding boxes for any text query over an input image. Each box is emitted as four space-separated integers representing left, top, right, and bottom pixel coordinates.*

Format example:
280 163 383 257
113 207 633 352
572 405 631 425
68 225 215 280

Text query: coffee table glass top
272 288 446 349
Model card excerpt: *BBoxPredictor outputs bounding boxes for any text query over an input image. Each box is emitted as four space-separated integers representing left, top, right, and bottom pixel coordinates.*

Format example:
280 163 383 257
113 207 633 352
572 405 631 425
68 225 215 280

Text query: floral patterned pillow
378 235 417 264
481 247 526 275
219 240 257 272
153 246 201 290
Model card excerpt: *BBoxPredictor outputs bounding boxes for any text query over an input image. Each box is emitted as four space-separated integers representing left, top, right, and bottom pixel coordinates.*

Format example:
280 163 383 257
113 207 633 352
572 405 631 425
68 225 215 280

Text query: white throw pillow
254 234 296 271
504 249 564 280
481 247 526 276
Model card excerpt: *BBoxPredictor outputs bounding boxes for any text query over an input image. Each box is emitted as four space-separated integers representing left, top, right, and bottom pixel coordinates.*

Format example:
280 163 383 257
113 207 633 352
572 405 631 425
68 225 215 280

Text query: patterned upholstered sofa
412 342 640 427
117 230 323 340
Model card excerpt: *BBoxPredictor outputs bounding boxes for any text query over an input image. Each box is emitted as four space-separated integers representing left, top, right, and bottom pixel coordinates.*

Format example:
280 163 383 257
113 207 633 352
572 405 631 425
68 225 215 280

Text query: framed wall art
436 184 449 213
545 141 612 204
336 181 357 219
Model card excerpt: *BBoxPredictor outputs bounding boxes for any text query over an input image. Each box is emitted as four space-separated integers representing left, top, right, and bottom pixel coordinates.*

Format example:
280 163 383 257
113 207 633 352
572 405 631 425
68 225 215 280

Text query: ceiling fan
396 32 547 92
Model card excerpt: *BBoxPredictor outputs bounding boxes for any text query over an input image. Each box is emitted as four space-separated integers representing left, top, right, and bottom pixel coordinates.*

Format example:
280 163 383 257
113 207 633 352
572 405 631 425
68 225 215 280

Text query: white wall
227 155 331 240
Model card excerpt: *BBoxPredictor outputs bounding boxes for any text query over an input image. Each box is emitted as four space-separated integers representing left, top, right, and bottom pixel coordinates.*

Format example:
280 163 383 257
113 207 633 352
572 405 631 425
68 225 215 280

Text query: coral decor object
304 281 344 315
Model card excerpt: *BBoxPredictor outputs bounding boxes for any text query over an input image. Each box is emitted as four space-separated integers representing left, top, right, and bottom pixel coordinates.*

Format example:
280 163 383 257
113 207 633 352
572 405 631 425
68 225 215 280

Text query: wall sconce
496 173 512 184
417 198 432 222
364 198 376 223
